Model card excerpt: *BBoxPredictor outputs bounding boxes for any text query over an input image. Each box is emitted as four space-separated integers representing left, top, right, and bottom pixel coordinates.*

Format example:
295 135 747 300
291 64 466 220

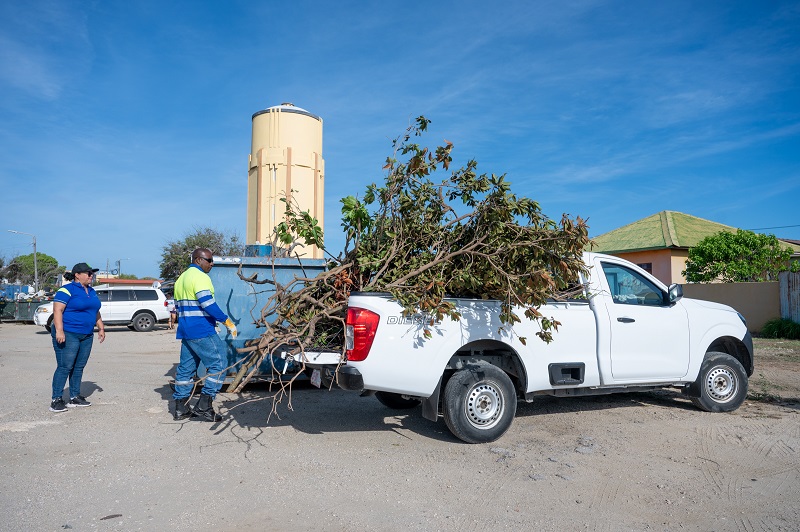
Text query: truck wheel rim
705 366 737 403
465 382 503 429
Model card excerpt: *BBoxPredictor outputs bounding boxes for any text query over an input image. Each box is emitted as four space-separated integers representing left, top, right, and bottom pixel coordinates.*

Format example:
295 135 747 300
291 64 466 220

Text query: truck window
601 263 664 306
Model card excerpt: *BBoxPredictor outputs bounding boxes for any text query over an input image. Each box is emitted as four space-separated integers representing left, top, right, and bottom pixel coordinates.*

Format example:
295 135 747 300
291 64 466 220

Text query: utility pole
117 258 131 277
7 230 38 293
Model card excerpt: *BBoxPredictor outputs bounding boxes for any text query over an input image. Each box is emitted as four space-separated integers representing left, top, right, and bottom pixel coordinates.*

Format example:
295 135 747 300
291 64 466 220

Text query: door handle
617 317 635 323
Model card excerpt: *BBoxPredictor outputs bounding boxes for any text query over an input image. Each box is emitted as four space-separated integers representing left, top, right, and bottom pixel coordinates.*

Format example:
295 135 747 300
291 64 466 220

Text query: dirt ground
1 322 798 532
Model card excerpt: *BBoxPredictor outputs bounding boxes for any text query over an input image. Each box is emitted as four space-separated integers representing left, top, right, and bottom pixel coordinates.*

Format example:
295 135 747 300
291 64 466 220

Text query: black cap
71 263 99 274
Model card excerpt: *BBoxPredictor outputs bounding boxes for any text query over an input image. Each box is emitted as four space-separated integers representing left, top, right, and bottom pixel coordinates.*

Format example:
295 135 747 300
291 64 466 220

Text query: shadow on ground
152 372 744 443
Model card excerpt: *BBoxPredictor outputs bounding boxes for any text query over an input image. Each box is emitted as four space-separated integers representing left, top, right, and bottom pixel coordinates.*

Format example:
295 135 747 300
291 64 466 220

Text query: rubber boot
173 397 193 420
193 394 222 422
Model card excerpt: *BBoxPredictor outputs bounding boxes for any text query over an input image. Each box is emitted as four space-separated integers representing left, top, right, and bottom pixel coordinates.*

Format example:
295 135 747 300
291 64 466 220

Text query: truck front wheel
690 352 748 413
443 364 517 444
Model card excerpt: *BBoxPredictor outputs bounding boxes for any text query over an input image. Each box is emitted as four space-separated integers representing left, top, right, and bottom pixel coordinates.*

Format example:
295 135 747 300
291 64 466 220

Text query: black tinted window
110 290 133 302
133 290 159 301
96 291 109 302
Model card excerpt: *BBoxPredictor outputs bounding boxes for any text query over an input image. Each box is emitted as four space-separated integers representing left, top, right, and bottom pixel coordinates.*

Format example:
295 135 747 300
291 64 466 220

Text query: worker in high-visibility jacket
172 248 237 421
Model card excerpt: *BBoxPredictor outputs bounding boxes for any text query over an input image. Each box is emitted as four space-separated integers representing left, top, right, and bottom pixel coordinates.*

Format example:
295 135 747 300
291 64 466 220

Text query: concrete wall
611 249 689 285
682 282 780 333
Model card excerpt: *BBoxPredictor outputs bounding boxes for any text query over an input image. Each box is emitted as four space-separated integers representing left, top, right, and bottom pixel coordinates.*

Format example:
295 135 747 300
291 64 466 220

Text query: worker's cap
71 263 99 274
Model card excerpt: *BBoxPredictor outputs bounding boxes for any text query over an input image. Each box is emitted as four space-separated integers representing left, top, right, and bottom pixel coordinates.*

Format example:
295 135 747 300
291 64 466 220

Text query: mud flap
421 377 442 421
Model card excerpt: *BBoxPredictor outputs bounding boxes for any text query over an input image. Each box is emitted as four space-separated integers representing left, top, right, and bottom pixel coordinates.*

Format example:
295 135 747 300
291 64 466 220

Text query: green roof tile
591 211 737 253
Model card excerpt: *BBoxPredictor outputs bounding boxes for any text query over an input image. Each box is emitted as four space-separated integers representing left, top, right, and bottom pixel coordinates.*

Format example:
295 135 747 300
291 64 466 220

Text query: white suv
34 286 170 332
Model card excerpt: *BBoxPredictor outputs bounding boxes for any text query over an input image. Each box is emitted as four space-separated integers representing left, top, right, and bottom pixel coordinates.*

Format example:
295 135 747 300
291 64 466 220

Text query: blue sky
2 1 799 279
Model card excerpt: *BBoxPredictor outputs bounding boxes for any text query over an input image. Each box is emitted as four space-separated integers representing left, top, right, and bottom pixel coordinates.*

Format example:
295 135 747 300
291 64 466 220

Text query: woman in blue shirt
49 263 105 412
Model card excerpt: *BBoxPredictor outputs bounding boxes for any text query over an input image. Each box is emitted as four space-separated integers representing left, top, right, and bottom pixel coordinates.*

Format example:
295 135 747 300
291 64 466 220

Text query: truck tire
443 364 517 444
690 352 748 413
132 312 156 332
45 316 53 333
374 391 421 410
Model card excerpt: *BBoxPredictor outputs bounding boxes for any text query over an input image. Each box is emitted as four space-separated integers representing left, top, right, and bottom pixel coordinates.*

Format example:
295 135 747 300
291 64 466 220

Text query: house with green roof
591 211 737 284
591 211 800 284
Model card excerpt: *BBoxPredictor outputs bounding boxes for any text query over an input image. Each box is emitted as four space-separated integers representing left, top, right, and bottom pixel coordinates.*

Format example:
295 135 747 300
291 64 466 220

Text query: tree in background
229 117 591 393
683 229 799 283
159 227 244 280
0 252 64 290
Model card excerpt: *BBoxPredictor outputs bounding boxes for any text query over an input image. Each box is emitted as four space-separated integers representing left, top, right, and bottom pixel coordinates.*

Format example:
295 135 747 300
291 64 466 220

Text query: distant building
94 278 161 288
591 211 800 284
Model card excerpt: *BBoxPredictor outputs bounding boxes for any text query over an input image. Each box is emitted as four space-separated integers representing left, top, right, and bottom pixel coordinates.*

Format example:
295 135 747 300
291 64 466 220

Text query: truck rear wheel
690 351 748 412
443 363 517 444
374 391 421 410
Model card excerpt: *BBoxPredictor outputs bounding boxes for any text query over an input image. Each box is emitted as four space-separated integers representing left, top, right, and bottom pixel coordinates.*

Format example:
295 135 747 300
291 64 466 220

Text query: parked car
34 286 171 332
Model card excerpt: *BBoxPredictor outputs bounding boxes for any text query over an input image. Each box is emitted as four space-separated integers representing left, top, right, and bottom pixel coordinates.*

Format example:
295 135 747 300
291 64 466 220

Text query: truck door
599 261 690 381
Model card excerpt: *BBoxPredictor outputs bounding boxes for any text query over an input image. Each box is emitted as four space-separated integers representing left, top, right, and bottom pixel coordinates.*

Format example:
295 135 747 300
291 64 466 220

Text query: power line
744 224 800 231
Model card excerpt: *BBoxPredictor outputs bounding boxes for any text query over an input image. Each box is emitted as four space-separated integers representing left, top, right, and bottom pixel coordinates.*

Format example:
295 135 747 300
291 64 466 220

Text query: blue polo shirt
54 282 102 334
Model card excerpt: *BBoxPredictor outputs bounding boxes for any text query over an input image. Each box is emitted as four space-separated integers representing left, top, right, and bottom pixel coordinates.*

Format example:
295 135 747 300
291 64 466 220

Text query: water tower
246 103 324 258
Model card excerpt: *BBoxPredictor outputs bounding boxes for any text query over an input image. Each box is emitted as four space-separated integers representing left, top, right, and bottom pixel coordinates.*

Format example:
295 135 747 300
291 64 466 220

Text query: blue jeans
173 334 227 400
51 329 94 400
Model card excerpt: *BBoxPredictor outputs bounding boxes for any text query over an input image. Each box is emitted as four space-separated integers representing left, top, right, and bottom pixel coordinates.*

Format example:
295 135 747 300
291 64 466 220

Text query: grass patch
761 318 800 340
747 391 785 403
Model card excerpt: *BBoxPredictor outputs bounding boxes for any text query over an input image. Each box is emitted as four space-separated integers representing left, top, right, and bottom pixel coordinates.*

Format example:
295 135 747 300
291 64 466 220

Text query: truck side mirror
668 283 683 304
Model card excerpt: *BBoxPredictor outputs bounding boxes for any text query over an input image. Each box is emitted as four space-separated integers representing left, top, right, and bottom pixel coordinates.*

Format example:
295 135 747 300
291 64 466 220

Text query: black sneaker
67 396 91 408
50 398 67 412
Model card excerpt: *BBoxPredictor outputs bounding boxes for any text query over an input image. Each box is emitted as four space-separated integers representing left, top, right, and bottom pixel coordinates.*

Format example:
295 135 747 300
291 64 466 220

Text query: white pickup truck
336 252 753 443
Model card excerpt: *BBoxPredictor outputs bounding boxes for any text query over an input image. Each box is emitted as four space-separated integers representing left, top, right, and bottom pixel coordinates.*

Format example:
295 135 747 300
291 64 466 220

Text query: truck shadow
153 371 458 442
516 389 699 417
218 381 459 442
157 377 796 442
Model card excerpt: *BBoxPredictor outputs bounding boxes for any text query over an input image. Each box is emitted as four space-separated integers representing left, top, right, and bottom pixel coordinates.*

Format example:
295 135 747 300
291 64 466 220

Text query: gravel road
1 322 798 531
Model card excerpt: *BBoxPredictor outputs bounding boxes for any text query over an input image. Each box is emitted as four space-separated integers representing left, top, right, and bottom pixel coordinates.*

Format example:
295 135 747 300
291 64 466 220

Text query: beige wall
613 249 673 284
669 249 689 284
609 249 691 285
682 282 780 333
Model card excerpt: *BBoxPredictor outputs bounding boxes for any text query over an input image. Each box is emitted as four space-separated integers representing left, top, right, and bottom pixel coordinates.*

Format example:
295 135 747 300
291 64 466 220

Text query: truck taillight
345 307 380 362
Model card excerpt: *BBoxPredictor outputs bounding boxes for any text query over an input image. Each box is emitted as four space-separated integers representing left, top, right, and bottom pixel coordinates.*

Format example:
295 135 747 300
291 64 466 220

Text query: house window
636 262 653 274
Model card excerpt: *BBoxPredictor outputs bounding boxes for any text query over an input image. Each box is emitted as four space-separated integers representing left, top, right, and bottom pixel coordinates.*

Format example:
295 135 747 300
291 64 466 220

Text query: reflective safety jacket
174 264 228 340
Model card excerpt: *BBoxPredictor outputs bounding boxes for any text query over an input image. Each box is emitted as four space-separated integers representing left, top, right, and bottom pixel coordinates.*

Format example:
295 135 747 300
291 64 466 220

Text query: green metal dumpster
14 300 52 322
0 299 51 322
0 301 14 321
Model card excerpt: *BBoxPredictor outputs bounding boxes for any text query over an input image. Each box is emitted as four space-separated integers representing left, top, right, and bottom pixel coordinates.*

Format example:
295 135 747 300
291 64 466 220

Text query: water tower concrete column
247 103 324 258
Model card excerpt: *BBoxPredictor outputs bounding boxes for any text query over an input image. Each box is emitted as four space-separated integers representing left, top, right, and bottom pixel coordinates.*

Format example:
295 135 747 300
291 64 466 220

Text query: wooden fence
779 271 800 323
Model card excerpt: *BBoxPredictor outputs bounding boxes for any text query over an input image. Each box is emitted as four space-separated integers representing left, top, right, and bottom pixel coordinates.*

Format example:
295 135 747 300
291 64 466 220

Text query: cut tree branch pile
223 117 592 411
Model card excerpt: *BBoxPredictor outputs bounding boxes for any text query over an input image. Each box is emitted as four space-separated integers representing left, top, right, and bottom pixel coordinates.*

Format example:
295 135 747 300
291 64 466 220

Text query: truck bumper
336 365 364 391
743 331 754 376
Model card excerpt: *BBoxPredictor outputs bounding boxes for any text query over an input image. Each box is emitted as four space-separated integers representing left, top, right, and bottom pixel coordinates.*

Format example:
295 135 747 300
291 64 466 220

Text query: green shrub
761 318 800 340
